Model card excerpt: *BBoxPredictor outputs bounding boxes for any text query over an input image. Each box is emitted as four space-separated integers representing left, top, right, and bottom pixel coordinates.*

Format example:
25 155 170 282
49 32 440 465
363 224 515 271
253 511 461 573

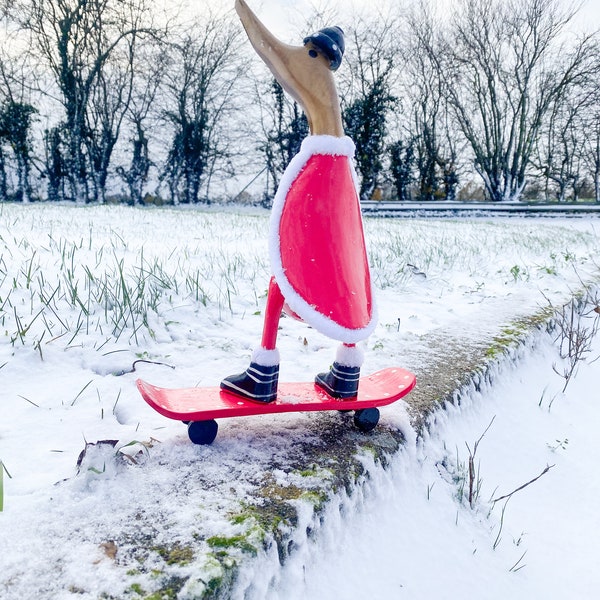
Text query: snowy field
1 203 600 598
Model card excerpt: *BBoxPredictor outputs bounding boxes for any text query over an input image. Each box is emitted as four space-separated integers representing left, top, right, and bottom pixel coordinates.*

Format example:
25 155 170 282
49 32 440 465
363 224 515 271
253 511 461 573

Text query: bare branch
491 464 555 505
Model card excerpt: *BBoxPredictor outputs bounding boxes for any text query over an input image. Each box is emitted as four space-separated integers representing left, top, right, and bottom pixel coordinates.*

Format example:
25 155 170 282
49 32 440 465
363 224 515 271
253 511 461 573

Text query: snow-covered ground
258 332 600 599
1 203 600 598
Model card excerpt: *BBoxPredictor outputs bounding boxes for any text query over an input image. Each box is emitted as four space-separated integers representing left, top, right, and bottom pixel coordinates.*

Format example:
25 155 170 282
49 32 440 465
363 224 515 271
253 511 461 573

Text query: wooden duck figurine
221 0 376 402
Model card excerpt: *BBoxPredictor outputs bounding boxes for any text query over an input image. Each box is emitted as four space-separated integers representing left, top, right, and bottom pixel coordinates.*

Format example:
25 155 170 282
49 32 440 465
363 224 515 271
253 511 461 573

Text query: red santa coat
269 135 377 343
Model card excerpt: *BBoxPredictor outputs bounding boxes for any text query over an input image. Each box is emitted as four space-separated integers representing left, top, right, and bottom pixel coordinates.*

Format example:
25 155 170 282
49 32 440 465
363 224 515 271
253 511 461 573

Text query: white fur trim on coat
269 135 378 344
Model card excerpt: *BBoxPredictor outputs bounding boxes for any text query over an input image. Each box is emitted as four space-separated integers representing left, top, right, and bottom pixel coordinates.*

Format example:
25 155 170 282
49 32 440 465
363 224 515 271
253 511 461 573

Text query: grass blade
0 461 12 512
71 380 94 406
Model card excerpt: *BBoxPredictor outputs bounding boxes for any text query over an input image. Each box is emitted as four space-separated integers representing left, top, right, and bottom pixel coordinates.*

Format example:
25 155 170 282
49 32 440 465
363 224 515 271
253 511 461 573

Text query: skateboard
137 367 416 445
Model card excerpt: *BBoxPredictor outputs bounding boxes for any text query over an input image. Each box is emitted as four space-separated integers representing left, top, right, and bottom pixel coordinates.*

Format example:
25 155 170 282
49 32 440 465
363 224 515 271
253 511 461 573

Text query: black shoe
315 362 360 399
220 362 279 403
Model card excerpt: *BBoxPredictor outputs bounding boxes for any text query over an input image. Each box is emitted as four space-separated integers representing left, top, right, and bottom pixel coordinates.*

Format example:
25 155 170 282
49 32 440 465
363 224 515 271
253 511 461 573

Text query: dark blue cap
303 26 345 71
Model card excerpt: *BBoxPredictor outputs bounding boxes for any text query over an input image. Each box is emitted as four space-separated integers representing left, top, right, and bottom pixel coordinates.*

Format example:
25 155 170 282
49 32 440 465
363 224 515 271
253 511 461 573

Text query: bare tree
83 11 153 204
3 0 155 202
0 143 6 199
389 136 415 201
161 15 243 204
43 124 66 202
116 38 166 204
580 51 600 203
85 55 133 203
256 78 308 206
401 4 460 201
534 84 592 201
340 11 400 201
582 103 600 203
438 0 596 202
0 49 38 202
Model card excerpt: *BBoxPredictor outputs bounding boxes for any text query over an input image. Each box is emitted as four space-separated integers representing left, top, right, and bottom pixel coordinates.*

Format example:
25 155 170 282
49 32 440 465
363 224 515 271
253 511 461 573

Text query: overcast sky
205 0 600 38
571 0 600 31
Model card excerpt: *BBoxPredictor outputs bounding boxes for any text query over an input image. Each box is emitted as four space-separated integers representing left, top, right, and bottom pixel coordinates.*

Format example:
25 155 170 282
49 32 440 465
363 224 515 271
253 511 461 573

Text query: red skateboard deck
137 367 415 421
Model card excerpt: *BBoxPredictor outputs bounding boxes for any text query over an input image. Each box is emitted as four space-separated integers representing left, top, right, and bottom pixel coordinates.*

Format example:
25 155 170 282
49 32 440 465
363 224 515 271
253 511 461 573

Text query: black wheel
353 407 380 432
187 420 218 445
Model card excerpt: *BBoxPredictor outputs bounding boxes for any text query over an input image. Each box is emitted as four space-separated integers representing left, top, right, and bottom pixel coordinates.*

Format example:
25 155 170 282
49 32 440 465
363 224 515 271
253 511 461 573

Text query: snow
264 334 600 599
1 203 600 598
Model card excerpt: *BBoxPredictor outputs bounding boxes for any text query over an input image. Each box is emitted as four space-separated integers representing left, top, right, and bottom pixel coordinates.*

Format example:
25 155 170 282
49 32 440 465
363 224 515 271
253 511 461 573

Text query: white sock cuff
251 347 280 367
335 344 364 368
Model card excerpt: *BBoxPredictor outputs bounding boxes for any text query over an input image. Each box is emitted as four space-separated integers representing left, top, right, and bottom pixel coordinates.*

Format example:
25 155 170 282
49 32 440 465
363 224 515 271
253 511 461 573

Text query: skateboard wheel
353 408 380 432
187 420 218 445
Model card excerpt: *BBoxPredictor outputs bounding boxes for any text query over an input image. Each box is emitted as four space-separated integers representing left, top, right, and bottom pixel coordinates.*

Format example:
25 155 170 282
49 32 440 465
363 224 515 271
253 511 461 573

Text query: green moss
229 512 252 526
300 490 328 510
203 574 224 596
293 464 335 480
206 535 258 557
144 591 177 600
129 583 145 596
248 505 288 533
260 481 305 501
140 576 188 600
485 308 554 360
361 444 380 460
297 468 318 478
228 501 288 543
152 542 194 566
